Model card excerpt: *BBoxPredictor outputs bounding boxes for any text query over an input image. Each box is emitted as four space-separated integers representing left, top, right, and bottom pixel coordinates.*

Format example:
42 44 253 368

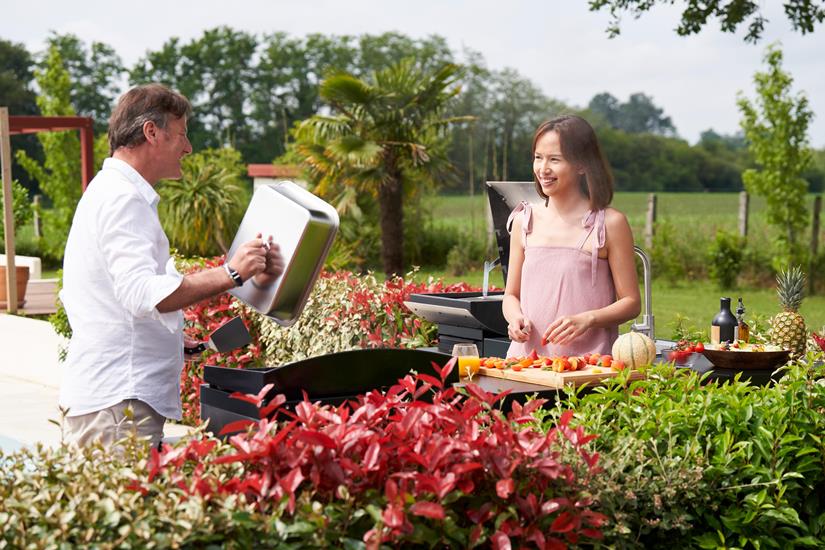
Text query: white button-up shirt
59 158 185 419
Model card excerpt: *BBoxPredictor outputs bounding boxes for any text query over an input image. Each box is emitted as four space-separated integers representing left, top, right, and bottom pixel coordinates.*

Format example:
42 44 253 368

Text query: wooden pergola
1 107 94 313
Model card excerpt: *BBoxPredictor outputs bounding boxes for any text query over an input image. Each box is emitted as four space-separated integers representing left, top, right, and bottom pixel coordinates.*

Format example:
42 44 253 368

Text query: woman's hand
542 312 595 346
508 315 532 343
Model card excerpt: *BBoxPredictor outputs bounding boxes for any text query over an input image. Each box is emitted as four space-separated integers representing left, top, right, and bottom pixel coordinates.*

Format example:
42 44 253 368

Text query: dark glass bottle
711 297 737 344
736 297 750 343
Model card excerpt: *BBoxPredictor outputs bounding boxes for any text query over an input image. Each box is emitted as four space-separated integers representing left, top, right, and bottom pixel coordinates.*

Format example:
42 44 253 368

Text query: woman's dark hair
108 84 192 155
532 115 613 210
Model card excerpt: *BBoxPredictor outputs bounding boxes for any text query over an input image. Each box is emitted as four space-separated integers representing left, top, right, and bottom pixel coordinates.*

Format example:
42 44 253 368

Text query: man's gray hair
108 84 192 154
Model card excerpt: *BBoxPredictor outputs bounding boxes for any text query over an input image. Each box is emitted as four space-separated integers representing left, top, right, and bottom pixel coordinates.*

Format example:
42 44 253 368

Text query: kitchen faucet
631 245 655 341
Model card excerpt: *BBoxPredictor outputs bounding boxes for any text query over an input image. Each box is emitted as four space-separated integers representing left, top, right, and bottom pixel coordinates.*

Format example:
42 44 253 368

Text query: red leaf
124 480 148 496
558 409 574 428
259 394 287 418
582 510 609 528
470 525 483 545
451 462 483 475
496 478 515 499
464 383 494 404
280 466 304 494
525 526 546 548
228 383 274 408
296 429 337 449
580 449 600 469
542 498 567 515
491 531 512 550
385 478 399 501
364 441 381 471
551 511 577 533
416 373 443 390
439 357 457 381
218 419 256 436
581 528 604 540
410 501 445 520
147 446 161 482
228 392 263 406
382 503 405 528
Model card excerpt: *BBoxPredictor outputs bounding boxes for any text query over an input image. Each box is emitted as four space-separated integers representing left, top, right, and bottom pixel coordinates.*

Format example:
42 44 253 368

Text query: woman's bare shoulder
603 207 630 229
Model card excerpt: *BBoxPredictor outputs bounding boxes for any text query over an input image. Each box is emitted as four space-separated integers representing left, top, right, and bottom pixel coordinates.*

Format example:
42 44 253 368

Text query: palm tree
158 147 248 257
294 59 468 276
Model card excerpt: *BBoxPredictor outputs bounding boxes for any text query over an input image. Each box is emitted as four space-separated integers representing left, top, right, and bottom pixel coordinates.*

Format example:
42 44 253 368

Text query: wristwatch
223 263 244 287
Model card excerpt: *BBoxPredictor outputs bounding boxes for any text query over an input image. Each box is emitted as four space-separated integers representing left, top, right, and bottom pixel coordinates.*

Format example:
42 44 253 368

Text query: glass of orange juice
452 343 480 379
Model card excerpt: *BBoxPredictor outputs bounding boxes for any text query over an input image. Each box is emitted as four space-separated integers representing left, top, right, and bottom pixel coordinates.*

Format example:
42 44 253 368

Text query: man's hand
253 234 285 287
183 335 204 357
227 235 268 281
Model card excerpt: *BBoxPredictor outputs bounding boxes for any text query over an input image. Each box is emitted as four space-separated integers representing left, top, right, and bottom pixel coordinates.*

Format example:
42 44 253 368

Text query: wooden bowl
701 348 791 370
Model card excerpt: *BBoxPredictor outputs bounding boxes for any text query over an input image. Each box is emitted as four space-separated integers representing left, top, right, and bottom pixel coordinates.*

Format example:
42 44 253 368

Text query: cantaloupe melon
611 332 656 369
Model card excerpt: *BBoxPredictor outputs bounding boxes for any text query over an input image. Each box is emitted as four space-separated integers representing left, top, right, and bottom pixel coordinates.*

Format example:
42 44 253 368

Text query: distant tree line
2 28 824 196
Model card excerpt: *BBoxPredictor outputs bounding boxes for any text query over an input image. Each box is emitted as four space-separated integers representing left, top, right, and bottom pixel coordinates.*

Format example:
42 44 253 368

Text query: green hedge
3 354 824 548
538 352 825 548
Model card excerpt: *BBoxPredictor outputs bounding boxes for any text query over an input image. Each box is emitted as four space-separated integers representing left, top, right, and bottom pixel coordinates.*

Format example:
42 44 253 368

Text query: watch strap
223 263 244 287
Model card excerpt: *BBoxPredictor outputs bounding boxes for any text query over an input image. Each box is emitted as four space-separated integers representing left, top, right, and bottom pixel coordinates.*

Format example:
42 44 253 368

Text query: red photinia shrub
325 270 482 349
179 257 266 424
180 262 492 424
144 360 605 549
256 269 491 368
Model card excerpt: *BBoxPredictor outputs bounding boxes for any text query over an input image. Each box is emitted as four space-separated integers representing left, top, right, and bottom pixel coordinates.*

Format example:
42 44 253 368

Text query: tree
588 92 676 136
293 60 468 275
0 39 37 114
15 45 83 261
737 44 813 262
157 147 248 257
46 33 125 132
589 0 825 43
131 28 259 156
0 38 42 194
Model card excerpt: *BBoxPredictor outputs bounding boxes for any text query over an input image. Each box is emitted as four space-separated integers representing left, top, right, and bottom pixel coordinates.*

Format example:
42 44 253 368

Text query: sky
5 0 825 147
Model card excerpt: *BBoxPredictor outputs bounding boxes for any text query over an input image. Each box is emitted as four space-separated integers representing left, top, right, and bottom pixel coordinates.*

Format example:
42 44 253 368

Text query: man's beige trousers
64 399 165 448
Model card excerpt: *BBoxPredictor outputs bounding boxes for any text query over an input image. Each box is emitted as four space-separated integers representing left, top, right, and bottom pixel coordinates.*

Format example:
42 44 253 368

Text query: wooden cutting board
477 365 644 388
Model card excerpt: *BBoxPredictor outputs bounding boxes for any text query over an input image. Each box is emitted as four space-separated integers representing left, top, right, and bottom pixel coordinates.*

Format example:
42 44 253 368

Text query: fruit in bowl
665 340 704 365
701 341 790 370
812 332 825 353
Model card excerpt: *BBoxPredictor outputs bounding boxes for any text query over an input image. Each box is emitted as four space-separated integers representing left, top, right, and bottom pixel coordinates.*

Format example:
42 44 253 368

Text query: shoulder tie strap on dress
506 201 533 246
581 209 606 287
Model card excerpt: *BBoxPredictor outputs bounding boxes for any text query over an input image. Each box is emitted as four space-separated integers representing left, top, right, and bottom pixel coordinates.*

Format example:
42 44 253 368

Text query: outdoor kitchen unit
404 181 655 357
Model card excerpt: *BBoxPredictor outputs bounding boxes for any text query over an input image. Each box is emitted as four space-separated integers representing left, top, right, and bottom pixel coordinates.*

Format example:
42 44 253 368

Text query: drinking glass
452 342 480 379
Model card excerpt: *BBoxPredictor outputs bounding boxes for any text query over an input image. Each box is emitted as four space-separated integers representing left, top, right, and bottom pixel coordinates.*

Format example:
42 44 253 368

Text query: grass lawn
405 266 825 340
424 191 821 242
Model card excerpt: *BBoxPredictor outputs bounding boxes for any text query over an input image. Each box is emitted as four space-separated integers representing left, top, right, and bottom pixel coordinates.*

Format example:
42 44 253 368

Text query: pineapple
769 266 807 356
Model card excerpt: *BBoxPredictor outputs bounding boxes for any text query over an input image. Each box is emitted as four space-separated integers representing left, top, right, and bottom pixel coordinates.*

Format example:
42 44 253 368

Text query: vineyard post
738 191 749 238
810 195 821 295
644 193 657 250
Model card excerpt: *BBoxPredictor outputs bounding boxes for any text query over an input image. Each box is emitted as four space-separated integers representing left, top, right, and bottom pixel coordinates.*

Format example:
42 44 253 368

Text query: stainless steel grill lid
226 181 339 326
486 181 540 284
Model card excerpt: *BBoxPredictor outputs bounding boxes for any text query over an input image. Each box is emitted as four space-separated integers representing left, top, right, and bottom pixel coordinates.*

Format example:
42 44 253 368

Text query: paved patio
0 314 191 452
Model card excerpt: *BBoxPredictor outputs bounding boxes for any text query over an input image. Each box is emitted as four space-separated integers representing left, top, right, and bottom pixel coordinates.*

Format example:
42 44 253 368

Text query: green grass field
423 191 821 239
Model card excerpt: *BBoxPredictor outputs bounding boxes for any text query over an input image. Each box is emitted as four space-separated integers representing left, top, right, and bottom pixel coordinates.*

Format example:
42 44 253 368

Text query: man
59 83 283 448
